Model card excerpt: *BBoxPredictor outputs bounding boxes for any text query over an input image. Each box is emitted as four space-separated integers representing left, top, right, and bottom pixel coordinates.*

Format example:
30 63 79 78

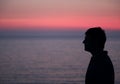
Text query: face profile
83 35 94 52
83 27 106 54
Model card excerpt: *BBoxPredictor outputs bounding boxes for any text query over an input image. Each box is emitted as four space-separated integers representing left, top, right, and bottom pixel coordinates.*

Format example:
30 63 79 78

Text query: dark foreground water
0 38 120 84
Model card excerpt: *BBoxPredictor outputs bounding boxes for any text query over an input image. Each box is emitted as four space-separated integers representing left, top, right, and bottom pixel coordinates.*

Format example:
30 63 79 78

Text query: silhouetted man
83 27 114 84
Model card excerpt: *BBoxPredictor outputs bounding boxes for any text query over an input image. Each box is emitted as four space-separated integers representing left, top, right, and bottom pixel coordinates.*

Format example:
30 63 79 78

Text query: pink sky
0 0 120 30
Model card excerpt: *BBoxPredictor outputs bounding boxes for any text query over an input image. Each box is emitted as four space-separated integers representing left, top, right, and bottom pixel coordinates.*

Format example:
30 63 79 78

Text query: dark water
0 31 120 84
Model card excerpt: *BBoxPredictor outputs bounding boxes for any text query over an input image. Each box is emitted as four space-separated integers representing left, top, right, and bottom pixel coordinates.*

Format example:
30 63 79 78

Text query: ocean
0 30 120 84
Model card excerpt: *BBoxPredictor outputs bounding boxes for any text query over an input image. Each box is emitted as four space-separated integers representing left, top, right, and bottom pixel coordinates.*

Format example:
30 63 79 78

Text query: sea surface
0 30 120 84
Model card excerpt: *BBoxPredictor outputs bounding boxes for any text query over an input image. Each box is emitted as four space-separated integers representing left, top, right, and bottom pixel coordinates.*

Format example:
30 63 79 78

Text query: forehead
85 34 91 38
84 34 93 41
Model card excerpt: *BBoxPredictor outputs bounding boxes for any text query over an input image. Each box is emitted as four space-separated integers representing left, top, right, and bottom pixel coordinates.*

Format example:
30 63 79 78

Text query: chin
85 48 90 52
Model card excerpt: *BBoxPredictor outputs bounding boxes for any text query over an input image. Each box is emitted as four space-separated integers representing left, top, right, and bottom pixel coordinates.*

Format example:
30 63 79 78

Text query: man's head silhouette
83 27 106 54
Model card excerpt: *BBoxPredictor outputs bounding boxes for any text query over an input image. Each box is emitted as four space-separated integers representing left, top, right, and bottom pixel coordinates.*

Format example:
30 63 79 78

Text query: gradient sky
0 0 120 30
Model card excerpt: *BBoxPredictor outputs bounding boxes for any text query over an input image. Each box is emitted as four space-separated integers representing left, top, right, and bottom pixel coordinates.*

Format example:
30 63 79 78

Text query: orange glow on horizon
1 0 120 30
0 16 120 30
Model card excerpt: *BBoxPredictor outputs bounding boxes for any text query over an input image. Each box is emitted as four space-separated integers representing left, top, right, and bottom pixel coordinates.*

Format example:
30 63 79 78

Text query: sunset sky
0 0 120 30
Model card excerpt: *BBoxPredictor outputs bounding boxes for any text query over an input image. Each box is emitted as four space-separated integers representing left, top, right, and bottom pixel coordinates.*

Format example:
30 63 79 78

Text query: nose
83 39 85 44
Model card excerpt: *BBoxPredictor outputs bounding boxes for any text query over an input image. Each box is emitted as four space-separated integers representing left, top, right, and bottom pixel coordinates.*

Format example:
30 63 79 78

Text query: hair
85 27 106 49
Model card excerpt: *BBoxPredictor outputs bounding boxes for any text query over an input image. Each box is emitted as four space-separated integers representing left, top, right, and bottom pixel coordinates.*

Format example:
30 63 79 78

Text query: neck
90 49 104 56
